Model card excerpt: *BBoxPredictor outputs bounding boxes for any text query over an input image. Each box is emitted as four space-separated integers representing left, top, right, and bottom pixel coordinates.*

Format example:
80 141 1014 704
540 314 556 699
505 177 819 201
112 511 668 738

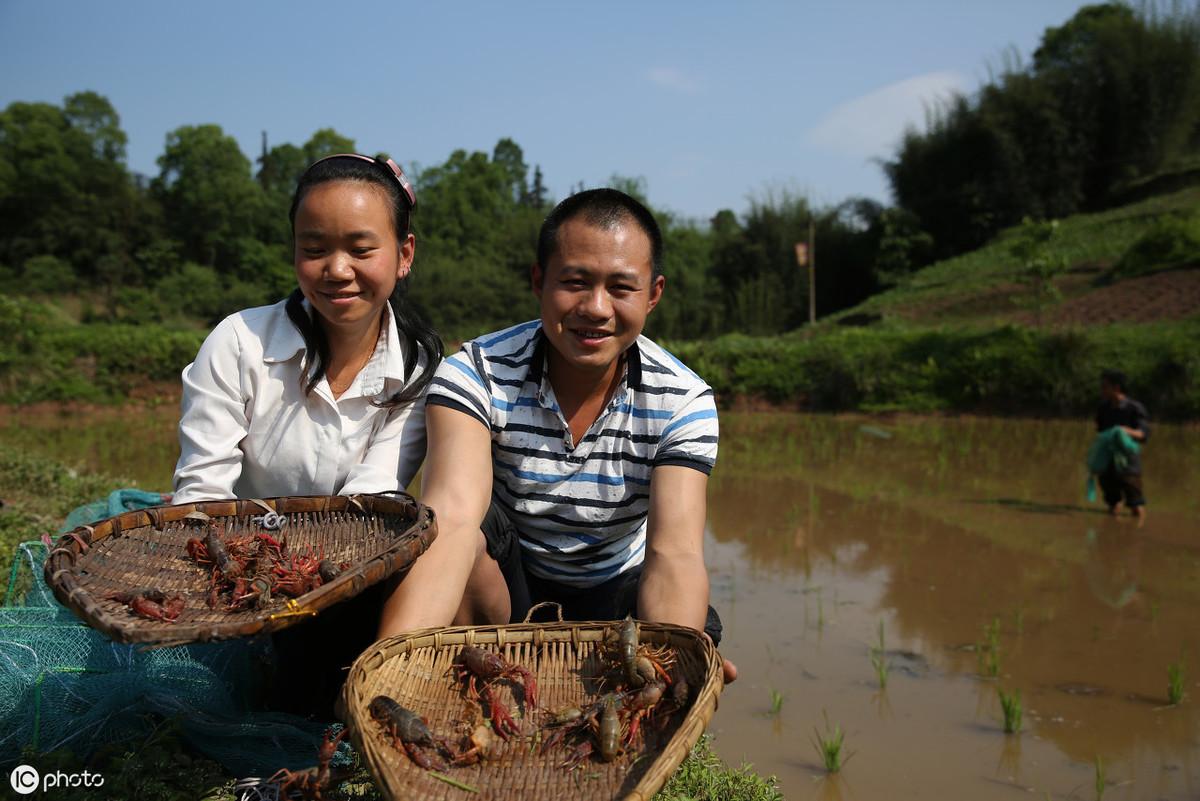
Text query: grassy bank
4 305 1197 419
0 295 203 403
672 317 1200 419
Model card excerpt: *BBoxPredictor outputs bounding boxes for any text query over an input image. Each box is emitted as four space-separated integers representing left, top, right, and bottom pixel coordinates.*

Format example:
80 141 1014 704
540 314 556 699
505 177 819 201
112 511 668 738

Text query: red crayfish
106 588 184 623
451 645 538 739
268 726 346 800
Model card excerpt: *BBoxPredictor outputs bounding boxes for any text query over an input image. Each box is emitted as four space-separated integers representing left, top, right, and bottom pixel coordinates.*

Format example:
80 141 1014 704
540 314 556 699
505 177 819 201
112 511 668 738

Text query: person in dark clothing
1096 369 1150 523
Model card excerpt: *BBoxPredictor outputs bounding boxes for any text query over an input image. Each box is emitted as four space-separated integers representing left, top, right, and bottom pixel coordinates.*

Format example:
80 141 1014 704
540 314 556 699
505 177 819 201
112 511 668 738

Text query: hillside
668 186 1200 419
827 187 1200 329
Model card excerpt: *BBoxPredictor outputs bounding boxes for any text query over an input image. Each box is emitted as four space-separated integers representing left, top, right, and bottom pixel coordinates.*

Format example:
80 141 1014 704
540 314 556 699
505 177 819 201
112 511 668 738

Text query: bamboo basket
43 492 435 647
340 607 723 801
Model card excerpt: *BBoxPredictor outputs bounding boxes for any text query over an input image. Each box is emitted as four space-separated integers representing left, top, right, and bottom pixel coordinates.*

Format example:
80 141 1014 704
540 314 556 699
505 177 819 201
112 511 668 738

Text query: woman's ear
397 233 416 280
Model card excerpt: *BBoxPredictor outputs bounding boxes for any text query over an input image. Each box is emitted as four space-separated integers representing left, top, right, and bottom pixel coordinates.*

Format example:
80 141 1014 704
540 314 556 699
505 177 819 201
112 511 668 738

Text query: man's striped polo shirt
426 320 719 588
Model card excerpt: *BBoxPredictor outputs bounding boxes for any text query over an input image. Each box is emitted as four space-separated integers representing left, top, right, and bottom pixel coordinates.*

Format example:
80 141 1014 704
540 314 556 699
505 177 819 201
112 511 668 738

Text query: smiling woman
169 154 444 718
172 154 443 504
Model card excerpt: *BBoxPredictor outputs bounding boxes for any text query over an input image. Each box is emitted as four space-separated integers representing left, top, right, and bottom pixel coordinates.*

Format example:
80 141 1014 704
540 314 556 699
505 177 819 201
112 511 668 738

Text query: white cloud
807 71 971 160
647 67 701 95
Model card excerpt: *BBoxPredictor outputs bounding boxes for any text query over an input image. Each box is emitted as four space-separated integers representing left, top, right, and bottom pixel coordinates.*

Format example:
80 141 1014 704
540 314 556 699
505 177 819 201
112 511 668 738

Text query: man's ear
531 262 544 297
646 274 665 313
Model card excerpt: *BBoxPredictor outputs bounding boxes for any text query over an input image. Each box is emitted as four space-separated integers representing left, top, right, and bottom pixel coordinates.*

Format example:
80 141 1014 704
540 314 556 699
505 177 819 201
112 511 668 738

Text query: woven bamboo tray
43 493 436 647
340 610 723 801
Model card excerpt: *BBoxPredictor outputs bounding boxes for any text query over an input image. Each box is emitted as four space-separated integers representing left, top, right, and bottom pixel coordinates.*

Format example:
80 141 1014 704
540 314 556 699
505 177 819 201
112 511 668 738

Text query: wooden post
808 219 816 325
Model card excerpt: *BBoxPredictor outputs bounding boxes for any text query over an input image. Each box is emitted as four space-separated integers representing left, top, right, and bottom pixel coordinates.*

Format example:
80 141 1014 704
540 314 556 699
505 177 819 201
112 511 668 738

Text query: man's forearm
637 552 709 632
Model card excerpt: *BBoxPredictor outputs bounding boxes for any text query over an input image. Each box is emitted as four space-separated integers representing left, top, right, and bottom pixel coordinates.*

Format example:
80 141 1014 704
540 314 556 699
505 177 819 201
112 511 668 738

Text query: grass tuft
979 617 1002 678
656 735 784 801
870 620 890 689
767 689 784 717
1167 659 1186 705
998 688 1023 734
811 713 849 774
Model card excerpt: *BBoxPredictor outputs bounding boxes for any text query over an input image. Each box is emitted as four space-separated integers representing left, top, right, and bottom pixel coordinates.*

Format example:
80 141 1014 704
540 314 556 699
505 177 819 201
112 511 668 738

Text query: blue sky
1 0 1090 221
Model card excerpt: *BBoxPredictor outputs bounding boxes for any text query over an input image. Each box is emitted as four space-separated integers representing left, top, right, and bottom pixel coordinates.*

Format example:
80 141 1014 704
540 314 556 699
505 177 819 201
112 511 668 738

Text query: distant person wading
1094 369 1150 524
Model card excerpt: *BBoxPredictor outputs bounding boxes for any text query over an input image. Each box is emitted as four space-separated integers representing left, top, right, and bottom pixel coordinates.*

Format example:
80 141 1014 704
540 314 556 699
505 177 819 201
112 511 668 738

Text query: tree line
887 1 1200 260
1 3 1197 342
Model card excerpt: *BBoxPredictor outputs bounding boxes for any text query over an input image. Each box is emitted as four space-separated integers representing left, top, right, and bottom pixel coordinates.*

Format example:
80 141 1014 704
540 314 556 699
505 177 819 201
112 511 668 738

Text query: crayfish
269 726 346 800
452 645 538 739
369 696 458 771
543 692 625 768
183 510 346 610
606 617 675 690
106 588 184 623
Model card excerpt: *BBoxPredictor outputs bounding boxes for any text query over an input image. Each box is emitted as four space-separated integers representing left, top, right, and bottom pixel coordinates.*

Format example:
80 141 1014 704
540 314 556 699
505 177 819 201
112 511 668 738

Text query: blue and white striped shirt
426 321 719 588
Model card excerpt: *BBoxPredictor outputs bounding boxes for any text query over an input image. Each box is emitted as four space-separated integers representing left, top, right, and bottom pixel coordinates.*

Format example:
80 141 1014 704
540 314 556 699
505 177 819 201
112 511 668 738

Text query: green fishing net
0 497 352 776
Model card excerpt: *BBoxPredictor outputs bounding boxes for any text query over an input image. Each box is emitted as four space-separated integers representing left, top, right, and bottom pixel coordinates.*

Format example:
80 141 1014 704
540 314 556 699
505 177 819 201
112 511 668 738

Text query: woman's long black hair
285 156 443 408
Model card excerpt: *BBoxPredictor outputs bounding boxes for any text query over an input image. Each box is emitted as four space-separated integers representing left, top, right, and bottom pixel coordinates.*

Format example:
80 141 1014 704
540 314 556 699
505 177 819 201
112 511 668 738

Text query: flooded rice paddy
3 407 1198 799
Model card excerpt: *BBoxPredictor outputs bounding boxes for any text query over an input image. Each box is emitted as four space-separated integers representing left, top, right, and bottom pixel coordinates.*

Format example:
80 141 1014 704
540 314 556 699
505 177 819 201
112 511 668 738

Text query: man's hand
700 631 738 684
1121 425 1145 441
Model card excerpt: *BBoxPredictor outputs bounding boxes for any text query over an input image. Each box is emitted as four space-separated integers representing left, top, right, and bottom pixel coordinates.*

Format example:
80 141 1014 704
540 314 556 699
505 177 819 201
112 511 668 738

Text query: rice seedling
811 714 848 774
978 618 1002 678
870 621 890 689
998 688 1022 733
1150 601 1160 622
768 688 785 717
1094 755 1106 801
1167 660 1185 705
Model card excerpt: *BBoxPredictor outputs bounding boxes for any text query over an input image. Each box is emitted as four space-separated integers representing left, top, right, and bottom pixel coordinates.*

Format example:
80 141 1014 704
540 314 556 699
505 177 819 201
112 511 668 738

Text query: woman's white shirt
172 299 427 504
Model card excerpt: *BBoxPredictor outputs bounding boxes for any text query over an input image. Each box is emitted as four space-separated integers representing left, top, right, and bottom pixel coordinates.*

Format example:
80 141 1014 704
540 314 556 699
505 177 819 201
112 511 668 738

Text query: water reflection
709 413 1200 799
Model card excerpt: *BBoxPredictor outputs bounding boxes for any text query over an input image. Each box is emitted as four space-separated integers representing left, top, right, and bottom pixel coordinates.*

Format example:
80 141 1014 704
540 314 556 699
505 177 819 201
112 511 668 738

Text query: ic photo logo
9 765 39 795
9 764 105 794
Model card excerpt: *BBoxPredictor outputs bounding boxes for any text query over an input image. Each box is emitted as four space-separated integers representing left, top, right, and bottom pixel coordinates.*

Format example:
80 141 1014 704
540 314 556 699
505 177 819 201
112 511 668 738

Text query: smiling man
379 188 736 681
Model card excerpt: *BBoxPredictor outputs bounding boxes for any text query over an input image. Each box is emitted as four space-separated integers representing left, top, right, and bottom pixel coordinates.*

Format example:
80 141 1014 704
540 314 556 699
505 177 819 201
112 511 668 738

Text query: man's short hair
1101 368 1128 392
536 188 664 279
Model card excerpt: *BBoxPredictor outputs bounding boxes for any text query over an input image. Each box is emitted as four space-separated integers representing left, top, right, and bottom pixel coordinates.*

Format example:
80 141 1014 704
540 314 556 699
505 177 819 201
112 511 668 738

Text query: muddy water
709 414 1200 800
3 408 1198 798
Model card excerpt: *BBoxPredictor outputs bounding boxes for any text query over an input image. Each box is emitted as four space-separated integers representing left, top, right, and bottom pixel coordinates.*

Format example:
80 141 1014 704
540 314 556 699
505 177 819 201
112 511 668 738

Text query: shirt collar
262 299 307 364
525 327 644 395
263 298 408 397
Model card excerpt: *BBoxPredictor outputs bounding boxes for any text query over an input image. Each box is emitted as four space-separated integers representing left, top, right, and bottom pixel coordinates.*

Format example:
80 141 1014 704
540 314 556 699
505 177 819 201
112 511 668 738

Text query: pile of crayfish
361 622 694 779
182 511 348 612
540 617 690 768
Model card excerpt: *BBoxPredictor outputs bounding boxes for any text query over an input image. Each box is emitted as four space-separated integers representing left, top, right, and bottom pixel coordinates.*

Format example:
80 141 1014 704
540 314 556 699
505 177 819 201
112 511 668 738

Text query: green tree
524 164 548 208
0 94 147 281
886 2 1200 261
152 124 268 267
257 141 307 197
303 128 356 164
62 90 127 162
492 137 528 204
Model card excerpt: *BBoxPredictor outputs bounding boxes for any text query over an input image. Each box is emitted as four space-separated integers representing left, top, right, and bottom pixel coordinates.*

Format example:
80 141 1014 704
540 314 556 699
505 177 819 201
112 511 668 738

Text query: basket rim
341 617 724 801
43 492 436 647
